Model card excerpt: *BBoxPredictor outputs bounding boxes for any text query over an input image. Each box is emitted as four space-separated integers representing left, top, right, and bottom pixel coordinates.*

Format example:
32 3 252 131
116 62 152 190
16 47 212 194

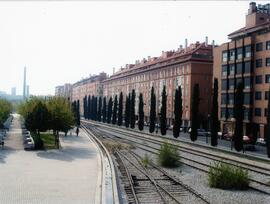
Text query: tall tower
23 66 26 99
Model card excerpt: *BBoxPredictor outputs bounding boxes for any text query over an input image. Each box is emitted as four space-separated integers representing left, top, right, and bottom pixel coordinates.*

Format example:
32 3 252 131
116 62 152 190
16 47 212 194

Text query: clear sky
0 1 255 95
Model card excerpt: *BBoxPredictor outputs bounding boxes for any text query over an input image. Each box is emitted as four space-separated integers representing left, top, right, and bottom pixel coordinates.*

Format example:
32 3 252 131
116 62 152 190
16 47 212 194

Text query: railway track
82 121 270 196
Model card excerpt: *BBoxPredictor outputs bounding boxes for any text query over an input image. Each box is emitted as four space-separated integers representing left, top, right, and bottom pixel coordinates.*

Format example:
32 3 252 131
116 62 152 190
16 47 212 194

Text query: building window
256 59 262 68
265 108 268 117
229 79 234 90
256 75 262 84
244 45 251 58
236 47 243 60
229 64 235 75
221 65 227 77
265 91 269 100
222 79 227 90
266 41 270 50
228 108 234 119
256 42 263 52
244 61 252 73
222 51 228 62
236 63 242 74
228 93 234 105
221 108 227 119
266 58 270 66
229 49 235 61
244 93 252 105
255 91 262 100
221 94 227 104
266 74 270 83
236 78 243 87
244 77 252 89
244 108 251 120
255 108 261 116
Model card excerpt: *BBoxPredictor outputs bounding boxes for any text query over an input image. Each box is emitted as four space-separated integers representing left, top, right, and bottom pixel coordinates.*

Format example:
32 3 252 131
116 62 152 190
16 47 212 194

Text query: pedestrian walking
76 127 79 136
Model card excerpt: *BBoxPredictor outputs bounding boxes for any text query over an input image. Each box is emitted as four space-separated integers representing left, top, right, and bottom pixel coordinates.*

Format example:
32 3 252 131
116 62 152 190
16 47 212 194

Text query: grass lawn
41 133 57 149
32 132 57 150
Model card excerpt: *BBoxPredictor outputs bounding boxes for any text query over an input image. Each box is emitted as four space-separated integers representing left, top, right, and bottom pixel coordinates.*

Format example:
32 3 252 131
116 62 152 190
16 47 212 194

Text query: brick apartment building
103 41 213 128
213 2 270 138
71 72 107 114
55 83 72 100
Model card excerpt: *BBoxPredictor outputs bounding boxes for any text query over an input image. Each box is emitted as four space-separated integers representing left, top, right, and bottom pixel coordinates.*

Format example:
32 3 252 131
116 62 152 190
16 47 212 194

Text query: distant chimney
185 39 188 49
248 2 257 14
113 67 115 74
205 36 208 46
212 40 215 47
148 56 151 61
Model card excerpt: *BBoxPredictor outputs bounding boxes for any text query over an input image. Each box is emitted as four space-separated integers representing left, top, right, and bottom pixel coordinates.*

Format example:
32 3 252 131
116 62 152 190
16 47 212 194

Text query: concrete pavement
0 114 101 204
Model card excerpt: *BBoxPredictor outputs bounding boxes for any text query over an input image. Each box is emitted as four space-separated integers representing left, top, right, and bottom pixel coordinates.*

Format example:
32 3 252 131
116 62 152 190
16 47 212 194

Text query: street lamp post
231 117 236 150
206 114 210 144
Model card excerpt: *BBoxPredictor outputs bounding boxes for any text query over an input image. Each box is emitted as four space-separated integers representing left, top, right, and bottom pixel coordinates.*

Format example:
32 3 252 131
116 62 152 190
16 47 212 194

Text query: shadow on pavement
36 147 97 162
0 148 18 163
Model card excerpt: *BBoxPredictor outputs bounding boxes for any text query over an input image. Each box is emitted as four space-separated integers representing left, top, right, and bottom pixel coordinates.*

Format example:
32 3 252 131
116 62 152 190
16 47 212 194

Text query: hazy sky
0 1 253 95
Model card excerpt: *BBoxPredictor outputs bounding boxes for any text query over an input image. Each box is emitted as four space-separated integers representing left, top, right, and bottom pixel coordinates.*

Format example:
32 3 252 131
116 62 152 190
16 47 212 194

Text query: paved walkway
0 115 101 204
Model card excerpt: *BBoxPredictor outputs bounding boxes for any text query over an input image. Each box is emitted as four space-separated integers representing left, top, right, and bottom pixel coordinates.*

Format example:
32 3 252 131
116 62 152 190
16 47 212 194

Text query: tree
87 95 91 120
93 96 98 121
125 94 130 128
266 87 270 158
102 97 107 123
91 96 95 120
97 96 102 122
173 86 182 138
118 92 123 126
0 99 12 128
234 82 244 152
190 84 200 141
211 78 219 146
83 96 86 119
138 93 144 131
130 89 136 129
160 86 167 135
107 97 113 124
112 95 118 125
149 87 156 133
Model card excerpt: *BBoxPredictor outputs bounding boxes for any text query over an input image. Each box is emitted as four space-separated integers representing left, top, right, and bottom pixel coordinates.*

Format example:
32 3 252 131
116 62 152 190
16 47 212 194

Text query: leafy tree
138 93 144 131
125 94 130 128
130 89 136 129
211 78 218 146
149 87 156 133
112 95 118 125
102 97 107 123
266 88 270 158
234 82 244 152
107 97 113 124
173 86 182 138
118 92 123 126
97 96 102 122
0 99 12 128
87 95 91 120
190 84 200 141
160 86 167 135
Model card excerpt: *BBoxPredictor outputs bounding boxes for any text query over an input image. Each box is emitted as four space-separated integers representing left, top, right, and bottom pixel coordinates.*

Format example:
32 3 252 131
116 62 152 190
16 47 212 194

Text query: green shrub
208 162 249 190
141 153 151 168
158 142 180 167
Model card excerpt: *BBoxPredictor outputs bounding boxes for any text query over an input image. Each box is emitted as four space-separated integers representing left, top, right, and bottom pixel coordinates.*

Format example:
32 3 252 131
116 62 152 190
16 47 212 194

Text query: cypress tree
97 96 102 122
102 97 107 123
190 84 199 141
94 97 98 121
91 96 95 120
107 97 113 124
266 88 270 158
125 94 130 128
118 92 123 126
76 100 80 126
211 78 219 146
83 96 86 119
234 82 244 152
130 89 136 129
112 95 118 125
149 87 156 133
138 93 144 131
173 86 182 138
88 95 91 120
160 86 167 135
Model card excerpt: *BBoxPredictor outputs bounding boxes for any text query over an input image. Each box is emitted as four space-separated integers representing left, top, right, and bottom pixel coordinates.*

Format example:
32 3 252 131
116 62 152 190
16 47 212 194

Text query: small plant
141 153 151 167
208 162 249 190
158 142 180 167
